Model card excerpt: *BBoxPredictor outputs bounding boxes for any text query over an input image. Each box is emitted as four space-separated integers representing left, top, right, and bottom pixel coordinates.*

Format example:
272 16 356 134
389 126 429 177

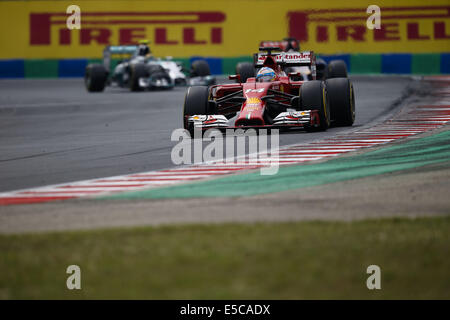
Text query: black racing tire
235 62 255 83
299 80 330 131
84 64 107 92
183 86 211 136
315 58 328 80
327 60 348 79
325 78 355 126
175 78 187 86
190 60 211 77
129 63 148 92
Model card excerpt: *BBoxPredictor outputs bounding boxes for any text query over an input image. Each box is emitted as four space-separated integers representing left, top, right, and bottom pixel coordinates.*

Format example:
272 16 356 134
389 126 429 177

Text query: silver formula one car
85 45 216 92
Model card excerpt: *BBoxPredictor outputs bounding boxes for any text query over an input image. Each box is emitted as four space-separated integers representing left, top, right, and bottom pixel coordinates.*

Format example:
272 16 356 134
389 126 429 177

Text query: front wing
186 110 320 131
138 76 174 89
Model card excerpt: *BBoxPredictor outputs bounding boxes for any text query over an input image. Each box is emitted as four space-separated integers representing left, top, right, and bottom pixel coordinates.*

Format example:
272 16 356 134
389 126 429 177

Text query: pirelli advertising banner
0 0 449 59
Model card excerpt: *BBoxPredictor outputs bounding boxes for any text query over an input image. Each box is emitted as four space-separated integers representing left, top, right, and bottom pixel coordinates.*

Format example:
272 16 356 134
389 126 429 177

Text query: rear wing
254 48 317 80
102 45 138 70
260 40 288 51
254 50 314 66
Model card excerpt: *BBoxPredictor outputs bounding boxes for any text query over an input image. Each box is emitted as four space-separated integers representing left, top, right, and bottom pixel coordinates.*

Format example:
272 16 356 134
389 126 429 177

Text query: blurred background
0 0 449 78
1 0 450 301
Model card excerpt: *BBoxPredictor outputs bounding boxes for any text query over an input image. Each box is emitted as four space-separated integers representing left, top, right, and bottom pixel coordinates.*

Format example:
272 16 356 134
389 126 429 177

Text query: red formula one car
235 38 348 82
183 47 355 136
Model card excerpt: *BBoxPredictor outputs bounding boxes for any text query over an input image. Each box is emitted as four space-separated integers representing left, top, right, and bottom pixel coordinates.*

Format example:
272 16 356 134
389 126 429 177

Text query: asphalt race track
0 76 411 193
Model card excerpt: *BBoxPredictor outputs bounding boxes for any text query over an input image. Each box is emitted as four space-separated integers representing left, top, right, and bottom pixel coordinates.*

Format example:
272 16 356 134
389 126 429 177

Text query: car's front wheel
183 86 212 136
299 80 330 131
326 78 355 126
85 64 108 92
129 63 148 92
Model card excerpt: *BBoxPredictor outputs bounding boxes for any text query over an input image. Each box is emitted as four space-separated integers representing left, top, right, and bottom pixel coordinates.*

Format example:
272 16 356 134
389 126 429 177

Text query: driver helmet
137 39 151 56
256 67 277 82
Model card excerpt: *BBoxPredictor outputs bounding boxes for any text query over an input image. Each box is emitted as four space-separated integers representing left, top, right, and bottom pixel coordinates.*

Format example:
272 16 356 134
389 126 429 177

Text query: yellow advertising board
0 0 449 59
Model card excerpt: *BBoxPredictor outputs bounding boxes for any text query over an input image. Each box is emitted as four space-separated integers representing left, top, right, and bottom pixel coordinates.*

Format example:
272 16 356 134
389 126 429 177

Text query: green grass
106 131 450 200
1 217 449 299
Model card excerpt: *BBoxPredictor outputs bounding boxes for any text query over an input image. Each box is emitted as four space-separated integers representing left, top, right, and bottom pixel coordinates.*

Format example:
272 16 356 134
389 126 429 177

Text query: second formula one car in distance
183 47 355 136
235 38 348 82
85 44 215 92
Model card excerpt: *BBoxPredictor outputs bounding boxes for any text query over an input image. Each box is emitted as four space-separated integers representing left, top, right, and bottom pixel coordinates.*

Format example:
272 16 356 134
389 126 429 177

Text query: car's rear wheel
183 86 212 136
190 60 211 77
316 58 328 80
129 63 148 92
85 64 108 92
326 78 355 126
299 80 330 131
235 62 255 83
327 60 348 79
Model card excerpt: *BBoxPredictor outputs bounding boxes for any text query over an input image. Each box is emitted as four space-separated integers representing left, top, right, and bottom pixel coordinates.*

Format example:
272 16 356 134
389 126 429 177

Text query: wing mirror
288 72 301 79
229 74 241 83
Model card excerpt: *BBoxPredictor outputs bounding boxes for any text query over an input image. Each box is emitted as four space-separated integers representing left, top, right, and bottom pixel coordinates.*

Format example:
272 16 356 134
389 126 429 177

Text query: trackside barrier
0 0 449 77
1 54 449 78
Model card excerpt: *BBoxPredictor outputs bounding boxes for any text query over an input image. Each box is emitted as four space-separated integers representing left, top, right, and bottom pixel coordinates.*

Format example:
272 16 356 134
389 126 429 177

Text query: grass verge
1 216 449 299
105 130 450 200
